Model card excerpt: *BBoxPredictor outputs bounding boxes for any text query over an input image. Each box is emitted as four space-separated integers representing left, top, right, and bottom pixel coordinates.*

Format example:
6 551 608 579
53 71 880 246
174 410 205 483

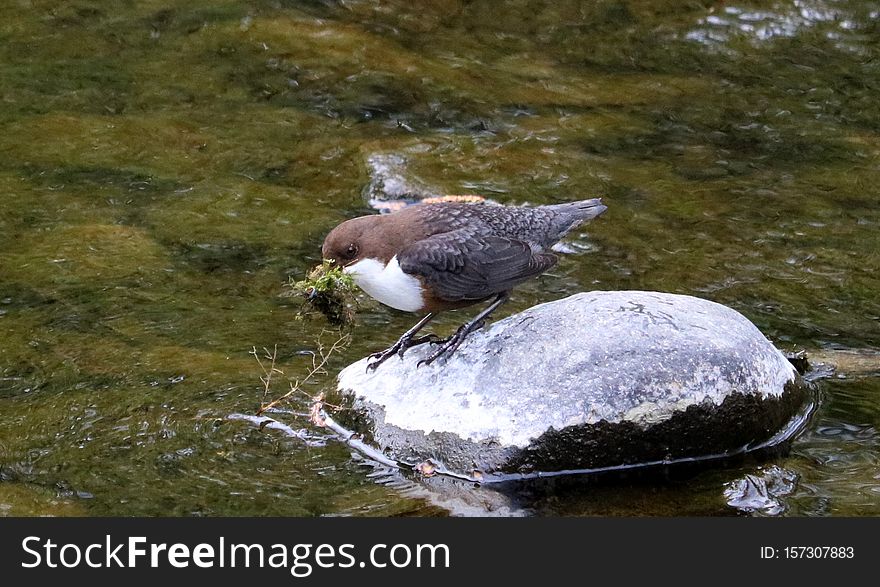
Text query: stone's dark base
505 382 810 476
328 379 814 481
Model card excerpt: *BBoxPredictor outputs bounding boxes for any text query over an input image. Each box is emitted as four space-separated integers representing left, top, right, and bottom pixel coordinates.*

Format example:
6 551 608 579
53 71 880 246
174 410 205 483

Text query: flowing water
1 0 878 516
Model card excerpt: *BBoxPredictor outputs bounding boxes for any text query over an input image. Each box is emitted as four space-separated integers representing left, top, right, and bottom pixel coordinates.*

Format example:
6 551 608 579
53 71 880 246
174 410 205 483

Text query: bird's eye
345 243 358 258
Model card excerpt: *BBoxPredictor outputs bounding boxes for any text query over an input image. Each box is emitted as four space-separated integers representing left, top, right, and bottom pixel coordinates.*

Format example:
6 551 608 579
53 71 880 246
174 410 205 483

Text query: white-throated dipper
322 198 607 370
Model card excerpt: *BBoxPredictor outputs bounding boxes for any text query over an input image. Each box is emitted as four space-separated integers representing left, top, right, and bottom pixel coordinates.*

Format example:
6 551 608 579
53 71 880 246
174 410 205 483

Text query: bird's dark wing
397 229 557 302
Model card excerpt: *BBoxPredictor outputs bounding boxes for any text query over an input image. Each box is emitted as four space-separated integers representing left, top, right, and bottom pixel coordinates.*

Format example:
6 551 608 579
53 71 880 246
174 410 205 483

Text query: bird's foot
417 319 486 368
366 333 440 372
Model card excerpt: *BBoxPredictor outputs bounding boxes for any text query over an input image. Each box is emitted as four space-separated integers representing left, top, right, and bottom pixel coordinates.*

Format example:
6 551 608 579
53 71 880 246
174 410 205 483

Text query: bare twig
255 332 350 417
250 344 284 406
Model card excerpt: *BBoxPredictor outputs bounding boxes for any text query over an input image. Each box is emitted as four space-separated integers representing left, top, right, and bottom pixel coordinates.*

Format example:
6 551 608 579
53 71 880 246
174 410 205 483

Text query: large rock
332 291 813 481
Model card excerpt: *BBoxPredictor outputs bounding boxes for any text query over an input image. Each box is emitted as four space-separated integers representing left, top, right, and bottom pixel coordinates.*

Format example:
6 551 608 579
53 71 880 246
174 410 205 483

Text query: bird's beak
323 258 356 272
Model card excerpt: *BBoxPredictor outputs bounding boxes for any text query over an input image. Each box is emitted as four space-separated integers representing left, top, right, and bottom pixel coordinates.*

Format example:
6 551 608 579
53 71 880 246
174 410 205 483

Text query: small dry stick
256 332 350 416
250 344 283 407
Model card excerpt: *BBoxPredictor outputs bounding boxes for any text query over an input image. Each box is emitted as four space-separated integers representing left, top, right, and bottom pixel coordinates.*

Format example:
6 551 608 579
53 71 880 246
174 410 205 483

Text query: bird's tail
547 198 608 222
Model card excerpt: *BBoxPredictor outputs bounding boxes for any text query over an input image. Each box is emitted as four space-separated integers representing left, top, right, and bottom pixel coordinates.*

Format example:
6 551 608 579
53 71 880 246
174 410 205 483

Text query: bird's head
321 215 377 268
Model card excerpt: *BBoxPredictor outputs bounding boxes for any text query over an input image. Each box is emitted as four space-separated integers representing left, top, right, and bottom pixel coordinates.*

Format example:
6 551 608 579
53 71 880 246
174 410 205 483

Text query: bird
321 198 607 371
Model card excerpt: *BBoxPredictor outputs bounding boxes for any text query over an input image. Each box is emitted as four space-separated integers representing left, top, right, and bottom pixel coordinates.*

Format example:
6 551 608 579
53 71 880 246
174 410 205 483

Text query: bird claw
415 325 473 367
367 333 440 372
366 350 395 373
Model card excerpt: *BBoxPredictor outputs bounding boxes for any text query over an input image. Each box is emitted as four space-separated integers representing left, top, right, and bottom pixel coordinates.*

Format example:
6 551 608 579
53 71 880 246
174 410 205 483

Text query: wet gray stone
724 465 799 516
334 291 812 480
361 152 442 210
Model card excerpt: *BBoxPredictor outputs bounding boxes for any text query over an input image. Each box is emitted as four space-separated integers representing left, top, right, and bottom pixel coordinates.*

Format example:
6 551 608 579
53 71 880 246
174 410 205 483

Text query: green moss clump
285 261 358 326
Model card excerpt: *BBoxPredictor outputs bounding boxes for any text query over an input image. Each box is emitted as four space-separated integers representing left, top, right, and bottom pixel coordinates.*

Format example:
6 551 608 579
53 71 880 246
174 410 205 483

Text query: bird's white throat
344 256 424 312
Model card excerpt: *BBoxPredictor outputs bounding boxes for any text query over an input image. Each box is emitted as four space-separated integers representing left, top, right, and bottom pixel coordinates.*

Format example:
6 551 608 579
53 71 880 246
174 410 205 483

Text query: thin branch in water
255 332 350 416
250 344 283 406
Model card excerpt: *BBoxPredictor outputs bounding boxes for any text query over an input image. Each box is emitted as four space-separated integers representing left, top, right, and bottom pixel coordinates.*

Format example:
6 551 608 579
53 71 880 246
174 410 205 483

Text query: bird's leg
367 313 436 372
418 293 509 367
